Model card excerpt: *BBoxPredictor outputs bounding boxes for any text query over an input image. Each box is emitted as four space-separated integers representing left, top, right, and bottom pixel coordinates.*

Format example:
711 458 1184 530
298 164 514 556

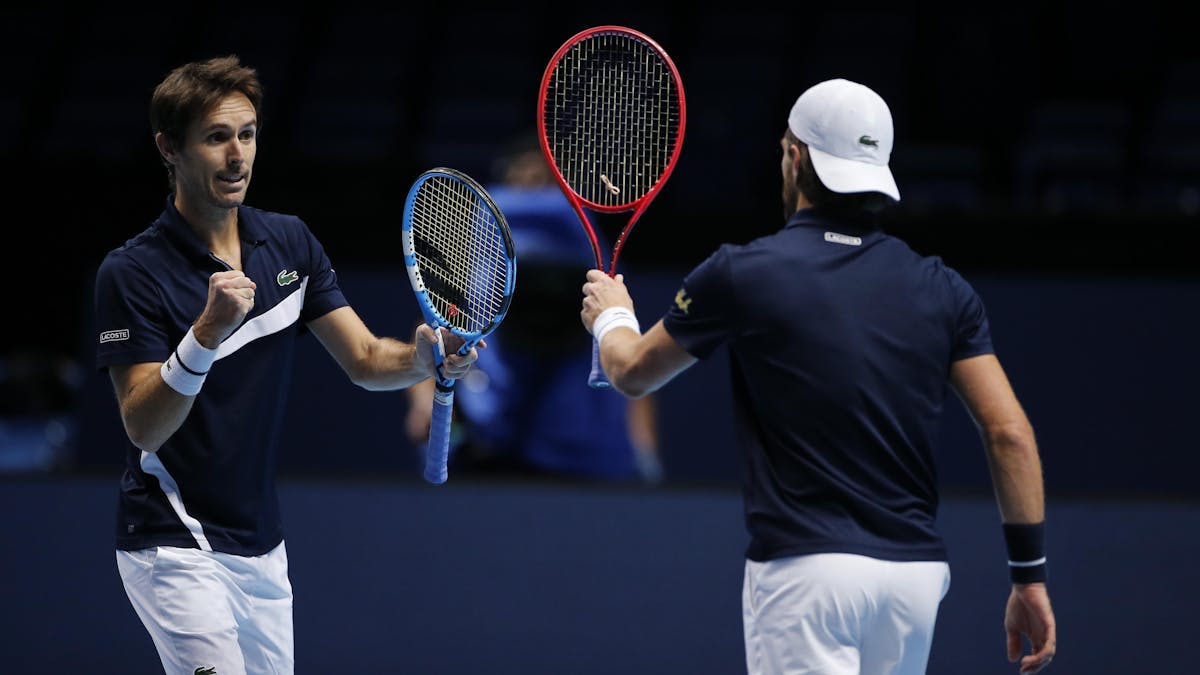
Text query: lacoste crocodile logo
194 667 217 675
277 269 299 286
858 135 879 148
674 289 693 314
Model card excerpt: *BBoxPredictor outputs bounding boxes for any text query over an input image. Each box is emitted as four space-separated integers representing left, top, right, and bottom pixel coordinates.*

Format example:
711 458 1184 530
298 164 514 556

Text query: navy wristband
1003 522 1047 584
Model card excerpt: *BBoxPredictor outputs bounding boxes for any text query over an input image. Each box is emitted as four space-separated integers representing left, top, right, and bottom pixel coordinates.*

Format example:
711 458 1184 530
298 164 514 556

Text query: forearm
581 273 697 398
117 369 195 452
351 336 432 391
600 322 696 399
600 328 651 397
984 422 1045 523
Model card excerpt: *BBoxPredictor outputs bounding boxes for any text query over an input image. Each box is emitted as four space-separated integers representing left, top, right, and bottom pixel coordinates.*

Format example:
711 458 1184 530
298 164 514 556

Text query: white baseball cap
787 78 900 201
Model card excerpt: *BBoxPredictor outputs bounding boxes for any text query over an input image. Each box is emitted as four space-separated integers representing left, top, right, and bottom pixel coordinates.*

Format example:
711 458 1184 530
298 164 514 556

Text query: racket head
402 167 517 343
538 25 687 214
538 26 687 274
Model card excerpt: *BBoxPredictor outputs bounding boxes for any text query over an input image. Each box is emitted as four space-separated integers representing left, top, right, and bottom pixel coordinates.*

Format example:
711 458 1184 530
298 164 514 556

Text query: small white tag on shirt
99 329 130 343
824 231 862 246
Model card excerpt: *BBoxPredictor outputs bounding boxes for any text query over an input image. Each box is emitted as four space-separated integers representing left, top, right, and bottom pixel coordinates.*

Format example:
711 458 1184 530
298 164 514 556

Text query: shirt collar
158 194 268 263
784 205 882 238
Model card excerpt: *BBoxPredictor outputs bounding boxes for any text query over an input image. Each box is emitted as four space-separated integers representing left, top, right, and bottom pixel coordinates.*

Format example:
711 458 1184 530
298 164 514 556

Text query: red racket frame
536 25 687 276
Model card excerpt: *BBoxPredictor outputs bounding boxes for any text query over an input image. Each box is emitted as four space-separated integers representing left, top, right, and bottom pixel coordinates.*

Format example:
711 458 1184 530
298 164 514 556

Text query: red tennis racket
537 25 686 389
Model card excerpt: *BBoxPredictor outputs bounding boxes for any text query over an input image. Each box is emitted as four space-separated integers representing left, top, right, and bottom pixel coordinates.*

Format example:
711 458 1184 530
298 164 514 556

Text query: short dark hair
787 130 894 215
150 55 263 185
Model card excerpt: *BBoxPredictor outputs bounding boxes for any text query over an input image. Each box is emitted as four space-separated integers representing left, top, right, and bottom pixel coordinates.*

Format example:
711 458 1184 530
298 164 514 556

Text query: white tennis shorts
116 542 294 675
743 552 951 675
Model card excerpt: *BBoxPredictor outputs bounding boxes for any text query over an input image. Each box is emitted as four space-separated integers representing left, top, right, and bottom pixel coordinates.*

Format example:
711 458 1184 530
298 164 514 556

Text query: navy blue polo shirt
662 207 993 563
94 196 347 555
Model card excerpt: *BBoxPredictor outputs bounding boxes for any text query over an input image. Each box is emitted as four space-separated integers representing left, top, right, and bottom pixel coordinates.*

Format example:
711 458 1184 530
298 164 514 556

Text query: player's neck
173 192 242 269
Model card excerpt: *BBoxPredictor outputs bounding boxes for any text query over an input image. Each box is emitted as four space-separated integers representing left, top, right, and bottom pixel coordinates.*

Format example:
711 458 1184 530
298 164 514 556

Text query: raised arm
581 270 696 399
109 270 256 452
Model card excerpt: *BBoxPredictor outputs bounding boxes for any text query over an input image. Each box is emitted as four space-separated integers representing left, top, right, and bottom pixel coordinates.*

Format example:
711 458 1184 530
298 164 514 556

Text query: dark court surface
2 473 1197 674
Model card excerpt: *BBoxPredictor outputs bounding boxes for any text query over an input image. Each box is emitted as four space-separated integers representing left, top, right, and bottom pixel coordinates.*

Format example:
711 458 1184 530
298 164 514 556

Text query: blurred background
1 2 1198 673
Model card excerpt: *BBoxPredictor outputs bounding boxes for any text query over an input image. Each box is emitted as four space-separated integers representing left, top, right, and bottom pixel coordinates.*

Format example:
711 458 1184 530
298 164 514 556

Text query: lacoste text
100 329 130 343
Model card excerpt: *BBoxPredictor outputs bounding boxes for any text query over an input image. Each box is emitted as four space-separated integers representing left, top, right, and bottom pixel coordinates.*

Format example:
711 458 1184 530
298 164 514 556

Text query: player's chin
213 178 250 205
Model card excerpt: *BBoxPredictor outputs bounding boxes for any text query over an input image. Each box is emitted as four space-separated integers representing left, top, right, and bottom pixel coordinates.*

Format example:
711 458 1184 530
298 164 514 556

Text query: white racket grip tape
588 338 612 389
424 385 455 484
434 325 447 360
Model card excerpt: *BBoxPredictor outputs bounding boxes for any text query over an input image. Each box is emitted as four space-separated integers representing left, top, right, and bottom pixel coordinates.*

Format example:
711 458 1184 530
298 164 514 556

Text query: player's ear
782 138 805 182
154 132 177 165
790 142 806 172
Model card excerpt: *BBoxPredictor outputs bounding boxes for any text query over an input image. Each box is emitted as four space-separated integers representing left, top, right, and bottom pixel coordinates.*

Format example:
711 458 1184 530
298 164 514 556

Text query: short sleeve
93 252 171 371
944 266 994 361
661 245 738 360
296 218 349 323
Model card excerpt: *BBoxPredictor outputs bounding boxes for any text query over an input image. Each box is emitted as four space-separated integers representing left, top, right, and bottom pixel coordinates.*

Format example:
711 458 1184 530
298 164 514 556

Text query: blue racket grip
424 382 455 484
588 338 611 389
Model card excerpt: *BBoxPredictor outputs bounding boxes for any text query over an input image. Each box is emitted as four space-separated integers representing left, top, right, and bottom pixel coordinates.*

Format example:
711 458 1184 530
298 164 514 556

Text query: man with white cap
580 78 1056 674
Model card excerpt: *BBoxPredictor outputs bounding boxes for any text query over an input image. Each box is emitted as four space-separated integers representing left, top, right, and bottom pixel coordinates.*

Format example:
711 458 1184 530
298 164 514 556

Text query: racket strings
544 31 681 207
411 177 510 333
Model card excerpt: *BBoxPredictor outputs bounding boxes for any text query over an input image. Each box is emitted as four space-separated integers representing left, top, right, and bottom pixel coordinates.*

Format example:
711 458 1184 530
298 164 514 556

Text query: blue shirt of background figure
449 183 646 480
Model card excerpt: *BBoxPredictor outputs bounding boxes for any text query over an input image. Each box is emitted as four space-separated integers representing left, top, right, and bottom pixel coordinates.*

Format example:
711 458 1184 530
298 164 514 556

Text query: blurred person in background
406 135 661 483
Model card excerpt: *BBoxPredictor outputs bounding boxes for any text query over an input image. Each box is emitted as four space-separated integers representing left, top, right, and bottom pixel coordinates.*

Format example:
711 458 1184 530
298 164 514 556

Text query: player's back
667 206 993 560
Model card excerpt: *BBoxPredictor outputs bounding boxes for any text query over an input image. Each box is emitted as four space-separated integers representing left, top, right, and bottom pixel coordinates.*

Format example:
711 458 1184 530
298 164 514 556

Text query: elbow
608 364 658 400
613 380 652 399
122 422 163 454
343 358 383 391
984 420 1037 459
352 374 383 391
348 363 427 392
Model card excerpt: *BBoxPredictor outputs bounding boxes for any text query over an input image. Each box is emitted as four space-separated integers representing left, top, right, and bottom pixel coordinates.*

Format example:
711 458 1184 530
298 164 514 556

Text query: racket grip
588 338 612 389
423 384 455 484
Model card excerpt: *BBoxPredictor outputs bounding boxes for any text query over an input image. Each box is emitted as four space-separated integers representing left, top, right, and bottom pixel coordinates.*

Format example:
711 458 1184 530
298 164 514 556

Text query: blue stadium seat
1135 98 1200 217
1014 100 1129 216
891 144 986 216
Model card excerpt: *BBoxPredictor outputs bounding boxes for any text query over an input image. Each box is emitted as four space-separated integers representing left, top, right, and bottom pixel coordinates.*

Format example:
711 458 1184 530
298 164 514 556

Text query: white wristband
591 307 641 345
160 328 218 396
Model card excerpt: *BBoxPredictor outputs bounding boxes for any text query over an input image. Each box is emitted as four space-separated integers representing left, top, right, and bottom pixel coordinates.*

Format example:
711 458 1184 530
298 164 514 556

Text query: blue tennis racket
403 167 516 484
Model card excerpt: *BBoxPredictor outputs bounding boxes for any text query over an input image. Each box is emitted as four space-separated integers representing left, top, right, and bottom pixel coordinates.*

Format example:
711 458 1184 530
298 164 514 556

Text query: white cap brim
808 145 901 202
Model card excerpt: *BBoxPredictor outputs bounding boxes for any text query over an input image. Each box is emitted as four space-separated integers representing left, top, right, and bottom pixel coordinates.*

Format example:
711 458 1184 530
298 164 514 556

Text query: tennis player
93 55 478 675
581 78 1056 674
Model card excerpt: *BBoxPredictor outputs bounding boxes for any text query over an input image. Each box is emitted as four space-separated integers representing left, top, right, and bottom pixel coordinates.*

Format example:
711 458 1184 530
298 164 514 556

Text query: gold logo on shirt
674 289 693 314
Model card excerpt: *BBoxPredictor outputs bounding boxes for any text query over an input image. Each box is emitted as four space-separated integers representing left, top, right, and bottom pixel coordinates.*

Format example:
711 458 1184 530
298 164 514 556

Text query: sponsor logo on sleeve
99 329 130 344
674 289 693 314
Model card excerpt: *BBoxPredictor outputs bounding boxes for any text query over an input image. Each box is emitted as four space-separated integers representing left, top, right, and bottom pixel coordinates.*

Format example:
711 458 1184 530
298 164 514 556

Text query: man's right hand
193 270 257 347
1006 582 1056 673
